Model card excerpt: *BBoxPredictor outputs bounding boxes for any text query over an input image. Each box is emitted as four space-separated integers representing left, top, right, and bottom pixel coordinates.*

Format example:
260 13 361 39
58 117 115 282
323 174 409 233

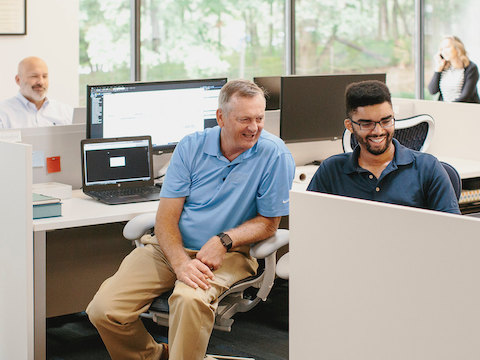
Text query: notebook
81 136 161 205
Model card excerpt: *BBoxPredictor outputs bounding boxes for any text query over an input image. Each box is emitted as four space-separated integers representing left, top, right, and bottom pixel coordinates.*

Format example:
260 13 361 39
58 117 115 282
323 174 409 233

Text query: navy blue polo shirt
307 139 460 214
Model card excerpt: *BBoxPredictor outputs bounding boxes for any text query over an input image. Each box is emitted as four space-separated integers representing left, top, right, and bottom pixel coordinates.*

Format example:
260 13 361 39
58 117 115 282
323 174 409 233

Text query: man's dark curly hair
345 80 391 118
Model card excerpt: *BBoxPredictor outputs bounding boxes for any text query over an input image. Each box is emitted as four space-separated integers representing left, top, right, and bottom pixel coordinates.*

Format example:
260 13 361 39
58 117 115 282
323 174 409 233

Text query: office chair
123 213 289 332
342 114 435 153
440 161 462 200
275 252 289 280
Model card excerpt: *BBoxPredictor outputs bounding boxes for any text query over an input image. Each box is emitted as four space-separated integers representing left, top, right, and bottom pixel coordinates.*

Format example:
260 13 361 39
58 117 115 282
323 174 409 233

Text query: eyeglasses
349 117 395 131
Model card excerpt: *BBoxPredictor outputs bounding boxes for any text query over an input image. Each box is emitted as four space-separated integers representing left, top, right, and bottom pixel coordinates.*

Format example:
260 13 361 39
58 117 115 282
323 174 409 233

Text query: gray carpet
47 280 288 360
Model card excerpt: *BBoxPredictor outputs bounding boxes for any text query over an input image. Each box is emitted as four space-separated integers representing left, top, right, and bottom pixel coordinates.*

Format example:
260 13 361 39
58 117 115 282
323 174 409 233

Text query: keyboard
89 187 160 198
85 186 161 204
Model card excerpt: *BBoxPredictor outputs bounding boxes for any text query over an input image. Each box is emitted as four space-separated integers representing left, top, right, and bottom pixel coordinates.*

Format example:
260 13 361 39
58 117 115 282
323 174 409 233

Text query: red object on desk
46 156 61 173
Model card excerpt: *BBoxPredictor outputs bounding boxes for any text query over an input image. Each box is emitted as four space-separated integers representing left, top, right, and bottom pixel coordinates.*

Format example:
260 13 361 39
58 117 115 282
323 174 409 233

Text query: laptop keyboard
89 187 160 199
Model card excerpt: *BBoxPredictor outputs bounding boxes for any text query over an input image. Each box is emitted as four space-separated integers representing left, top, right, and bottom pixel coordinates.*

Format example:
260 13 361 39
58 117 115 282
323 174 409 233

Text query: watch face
219 233 232 249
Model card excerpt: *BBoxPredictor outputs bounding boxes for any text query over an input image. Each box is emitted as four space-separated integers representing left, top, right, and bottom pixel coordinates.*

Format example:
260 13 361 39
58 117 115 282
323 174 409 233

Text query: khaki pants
86 242 257 360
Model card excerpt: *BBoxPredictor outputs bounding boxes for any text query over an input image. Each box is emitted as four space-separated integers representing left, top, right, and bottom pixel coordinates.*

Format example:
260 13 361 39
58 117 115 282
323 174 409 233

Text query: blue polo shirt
160 126 295 250
307 139 460 214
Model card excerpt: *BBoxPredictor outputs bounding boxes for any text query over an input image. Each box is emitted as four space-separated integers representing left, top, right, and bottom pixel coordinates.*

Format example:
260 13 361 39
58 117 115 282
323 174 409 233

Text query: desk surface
33 190 159 232
438 156 480 179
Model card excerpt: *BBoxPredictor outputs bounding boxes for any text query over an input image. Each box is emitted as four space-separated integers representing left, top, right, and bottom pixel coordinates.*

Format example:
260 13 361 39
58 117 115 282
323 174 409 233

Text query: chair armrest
276 252 289 280
123 212 156 240
250 229 289 259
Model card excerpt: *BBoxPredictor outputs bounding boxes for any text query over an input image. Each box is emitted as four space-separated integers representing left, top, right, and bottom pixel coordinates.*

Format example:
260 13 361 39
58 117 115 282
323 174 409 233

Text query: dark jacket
428 61 480 103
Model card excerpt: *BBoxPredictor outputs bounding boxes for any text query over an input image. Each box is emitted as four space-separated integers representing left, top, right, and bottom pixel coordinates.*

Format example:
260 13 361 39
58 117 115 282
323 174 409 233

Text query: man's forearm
223 215 280 249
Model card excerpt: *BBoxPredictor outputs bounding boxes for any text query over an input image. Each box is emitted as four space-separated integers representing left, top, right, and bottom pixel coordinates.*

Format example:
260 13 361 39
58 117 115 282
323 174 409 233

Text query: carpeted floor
46 279 289 360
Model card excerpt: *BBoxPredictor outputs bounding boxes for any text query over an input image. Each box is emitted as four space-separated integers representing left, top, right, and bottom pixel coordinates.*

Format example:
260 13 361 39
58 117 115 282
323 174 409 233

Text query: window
79 0 131 105
295 0 415 98
79 0 480 104
424 0 480 99
140 0 285 82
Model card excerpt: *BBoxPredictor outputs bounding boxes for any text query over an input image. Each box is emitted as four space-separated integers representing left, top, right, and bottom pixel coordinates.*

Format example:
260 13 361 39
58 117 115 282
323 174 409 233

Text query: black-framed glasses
349 117 395 131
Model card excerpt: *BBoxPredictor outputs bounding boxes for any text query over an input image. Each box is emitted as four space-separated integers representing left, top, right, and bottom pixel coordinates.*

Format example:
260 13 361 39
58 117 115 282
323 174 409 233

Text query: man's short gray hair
218 79 265 114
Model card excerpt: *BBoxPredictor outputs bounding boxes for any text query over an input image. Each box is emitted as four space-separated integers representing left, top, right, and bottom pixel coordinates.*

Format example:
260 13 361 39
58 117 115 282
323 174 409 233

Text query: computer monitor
253 76 281 110
280 73 386 143
87 78 227 152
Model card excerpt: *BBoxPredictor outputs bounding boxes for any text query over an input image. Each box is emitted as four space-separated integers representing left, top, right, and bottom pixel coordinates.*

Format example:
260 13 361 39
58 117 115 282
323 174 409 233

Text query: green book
33 193 62 219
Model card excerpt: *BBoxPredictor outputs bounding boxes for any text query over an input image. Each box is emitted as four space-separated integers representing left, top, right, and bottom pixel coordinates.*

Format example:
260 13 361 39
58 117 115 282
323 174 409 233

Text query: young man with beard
0 56 73 128
307 80 460 214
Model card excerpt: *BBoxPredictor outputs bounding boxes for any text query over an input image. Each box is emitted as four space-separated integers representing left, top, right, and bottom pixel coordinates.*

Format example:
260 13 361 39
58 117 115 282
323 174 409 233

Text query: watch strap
217 232 233 251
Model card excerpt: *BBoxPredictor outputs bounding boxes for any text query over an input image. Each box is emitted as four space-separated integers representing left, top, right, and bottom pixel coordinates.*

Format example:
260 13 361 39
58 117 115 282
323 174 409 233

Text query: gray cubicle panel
72 107 86 124
20 124 86 189
264 109 280 137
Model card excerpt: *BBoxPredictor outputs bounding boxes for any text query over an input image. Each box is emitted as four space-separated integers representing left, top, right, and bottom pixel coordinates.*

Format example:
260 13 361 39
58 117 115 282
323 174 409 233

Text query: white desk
438 156 480 179
34 190 159 232
33 190 159 360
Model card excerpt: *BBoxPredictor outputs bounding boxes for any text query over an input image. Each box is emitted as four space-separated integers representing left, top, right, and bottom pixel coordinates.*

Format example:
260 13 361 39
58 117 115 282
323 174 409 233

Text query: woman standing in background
428 35 480 103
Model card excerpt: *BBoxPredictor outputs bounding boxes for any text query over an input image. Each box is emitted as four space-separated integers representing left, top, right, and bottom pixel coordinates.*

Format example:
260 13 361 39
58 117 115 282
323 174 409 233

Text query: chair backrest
440 161 462 200
342 114 435 153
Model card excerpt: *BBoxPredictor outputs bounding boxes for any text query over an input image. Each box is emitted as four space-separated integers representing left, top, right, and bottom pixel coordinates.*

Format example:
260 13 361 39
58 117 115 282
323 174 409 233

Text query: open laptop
81 136 161 205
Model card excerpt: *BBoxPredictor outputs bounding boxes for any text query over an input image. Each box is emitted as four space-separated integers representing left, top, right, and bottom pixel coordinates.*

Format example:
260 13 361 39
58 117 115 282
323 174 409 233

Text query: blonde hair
443 35 470 68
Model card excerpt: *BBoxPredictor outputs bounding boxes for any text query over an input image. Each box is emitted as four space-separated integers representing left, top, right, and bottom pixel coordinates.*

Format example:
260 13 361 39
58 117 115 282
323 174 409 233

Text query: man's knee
169 283 216 315
86 291 117 328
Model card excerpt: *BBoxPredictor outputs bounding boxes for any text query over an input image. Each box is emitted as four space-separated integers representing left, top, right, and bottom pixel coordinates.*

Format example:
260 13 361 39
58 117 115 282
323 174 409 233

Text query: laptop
81 136 161 205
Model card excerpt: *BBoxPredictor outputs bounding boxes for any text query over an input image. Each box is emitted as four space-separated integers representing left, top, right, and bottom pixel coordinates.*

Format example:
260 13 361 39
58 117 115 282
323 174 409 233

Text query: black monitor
280 73 386 143
253 76 281 110
87 78 227 152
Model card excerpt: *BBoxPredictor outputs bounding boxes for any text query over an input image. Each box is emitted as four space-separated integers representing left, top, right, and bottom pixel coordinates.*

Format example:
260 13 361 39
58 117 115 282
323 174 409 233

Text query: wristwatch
217 232 233 251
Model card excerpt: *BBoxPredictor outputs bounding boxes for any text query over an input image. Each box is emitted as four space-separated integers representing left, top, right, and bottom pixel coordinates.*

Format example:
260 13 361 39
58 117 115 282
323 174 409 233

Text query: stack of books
33 193 62 219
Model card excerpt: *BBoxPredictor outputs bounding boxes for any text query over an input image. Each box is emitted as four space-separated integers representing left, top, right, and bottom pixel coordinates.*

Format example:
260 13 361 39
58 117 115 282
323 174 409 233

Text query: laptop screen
82 137 153 187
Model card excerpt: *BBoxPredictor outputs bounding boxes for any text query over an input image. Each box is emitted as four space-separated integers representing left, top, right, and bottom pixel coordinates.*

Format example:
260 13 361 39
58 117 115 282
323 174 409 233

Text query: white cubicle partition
290 190 480 360
19 124 86 189
0 141 33 360
393 98 480 162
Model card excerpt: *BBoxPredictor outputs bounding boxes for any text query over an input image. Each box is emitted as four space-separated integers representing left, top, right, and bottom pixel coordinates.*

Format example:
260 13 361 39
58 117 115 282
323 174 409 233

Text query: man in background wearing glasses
307 80 460 214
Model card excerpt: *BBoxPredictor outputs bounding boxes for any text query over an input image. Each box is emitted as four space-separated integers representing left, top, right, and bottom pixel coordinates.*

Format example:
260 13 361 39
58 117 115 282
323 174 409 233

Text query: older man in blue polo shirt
87 79 295 360
307 80 460 215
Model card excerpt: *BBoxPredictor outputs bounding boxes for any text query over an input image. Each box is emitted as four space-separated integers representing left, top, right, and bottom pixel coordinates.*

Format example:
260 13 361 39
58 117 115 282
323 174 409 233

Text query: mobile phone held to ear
440 54 444 59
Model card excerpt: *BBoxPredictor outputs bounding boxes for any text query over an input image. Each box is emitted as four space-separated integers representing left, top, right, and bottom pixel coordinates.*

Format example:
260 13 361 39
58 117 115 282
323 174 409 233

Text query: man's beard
29 86 47 101
353 129 393 155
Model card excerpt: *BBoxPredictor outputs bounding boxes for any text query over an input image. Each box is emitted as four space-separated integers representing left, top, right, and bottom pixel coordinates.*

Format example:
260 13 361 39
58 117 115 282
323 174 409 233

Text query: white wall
0 0 79 107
